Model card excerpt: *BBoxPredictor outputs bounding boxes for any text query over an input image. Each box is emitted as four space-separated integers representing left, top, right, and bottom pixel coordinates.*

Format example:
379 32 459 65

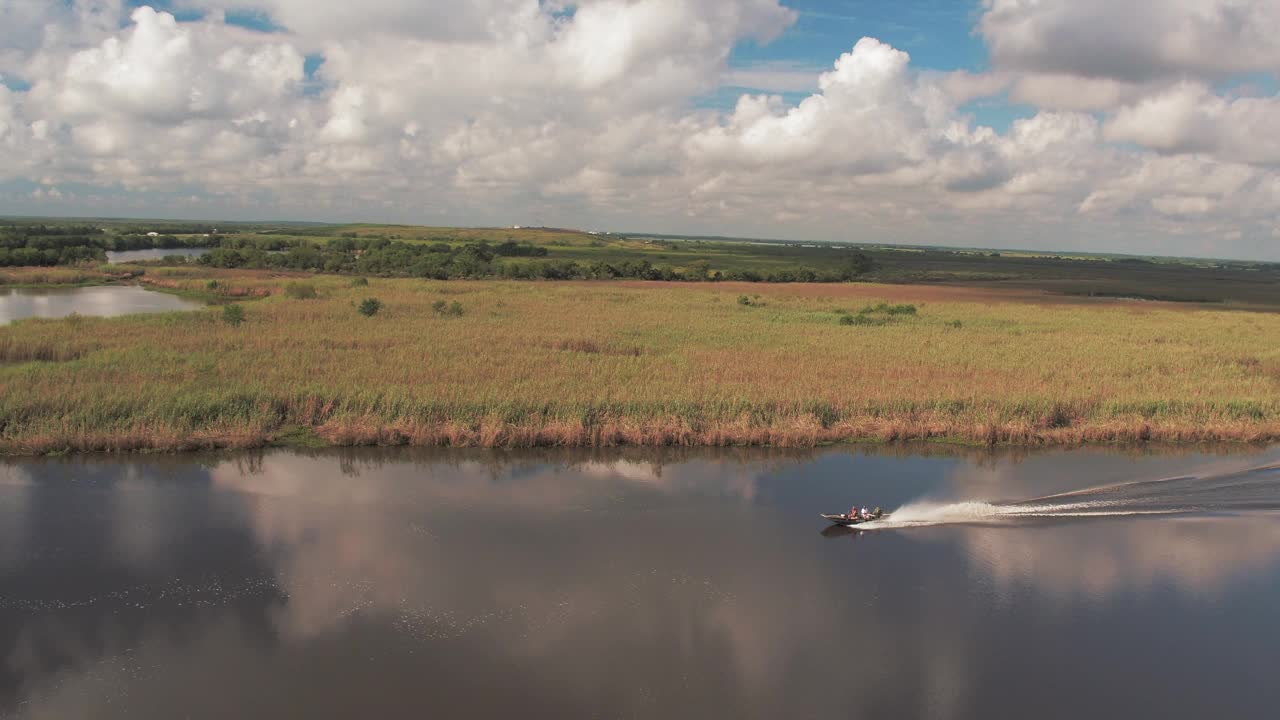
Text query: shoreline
3 416 1278 457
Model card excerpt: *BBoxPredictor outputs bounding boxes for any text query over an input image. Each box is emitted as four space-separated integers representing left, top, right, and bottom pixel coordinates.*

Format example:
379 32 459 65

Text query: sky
0 1 1278 260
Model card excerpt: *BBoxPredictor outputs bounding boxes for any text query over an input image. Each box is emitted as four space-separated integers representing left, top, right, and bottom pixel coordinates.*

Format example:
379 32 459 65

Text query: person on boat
849 504 858 519
861 506 869 519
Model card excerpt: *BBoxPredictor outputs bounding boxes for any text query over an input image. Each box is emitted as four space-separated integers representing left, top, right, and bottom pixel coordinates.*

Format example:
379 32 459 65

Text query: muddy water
0 286 202 324
1 446 1278 719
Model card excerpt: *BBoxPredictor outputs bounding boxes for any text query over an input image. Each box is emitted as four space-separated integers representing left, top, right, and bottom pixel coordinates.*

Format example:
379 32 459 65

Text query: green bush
431 300 464 317
860 302 917 316
284 282 318 299
206 280 219 291
737 295 751 306
350 277 369 287
840 314 885 326
358 298 383 317
222 304 245 326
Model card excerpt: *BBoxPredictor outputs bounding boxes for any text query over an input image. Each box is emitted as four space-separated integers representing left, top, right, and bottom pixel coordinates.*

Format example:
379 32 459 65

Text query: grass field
1 270 1277 454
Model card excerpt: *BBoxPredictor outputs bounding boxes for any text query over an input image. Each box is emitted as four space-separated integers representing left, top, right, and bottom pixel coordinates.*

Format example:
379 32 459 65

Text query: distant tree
839 253 875 280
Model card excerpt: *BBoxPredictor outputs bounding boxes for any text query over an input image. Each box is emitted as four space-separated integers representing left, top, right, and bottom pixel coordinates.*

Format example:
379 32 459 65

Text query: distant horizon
6 213 1274 266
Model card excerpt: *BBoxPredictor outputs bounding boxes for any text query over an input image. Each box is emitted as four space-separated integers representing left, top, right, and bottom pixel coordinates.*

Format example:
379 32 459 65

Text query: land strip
1 273 1277 454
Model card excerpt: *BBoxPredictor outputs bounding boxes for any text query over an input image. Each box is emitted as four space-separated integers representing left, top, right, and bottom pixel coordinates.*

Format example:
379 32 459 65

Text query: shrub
350 277 369 287
206 280 220 291
840 314 885 326
948 319 963 329
222 304 245 326
860 302 917 316
737 295 751 306
556 339 600 354
358 298 383 317
432 299 464 317
284 282 318 299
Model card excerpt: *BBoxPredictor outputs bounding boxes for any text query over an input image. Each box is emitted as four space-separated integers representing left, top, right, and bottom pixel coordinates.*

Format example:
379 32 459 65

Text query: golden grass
1 274 1278 454
0 266 113 286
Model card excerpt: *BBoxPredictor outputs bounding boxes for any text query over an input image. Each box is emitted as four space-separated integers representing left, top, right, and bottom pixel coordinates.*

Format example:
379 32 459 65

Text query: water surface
0 286 203 324
106 248 210 264
2 446 1278 719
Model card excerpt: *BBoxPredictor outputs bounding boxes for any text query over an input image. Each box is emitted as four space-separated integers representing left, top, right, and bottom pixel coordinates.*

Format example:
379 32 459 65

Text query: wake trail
857 462 1280 530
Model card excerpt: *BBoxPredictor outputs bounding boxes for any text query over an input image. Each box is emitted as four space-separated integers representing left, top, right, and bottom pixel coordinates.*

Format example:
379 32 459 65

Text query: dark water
0 286 203 324
2 446 1279 719
106 248 209 264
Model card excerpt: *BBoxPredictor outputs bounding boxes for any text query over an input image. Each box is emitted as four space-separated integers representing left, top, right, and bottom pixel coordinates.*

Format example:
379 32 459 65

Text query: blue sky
735 1 987 71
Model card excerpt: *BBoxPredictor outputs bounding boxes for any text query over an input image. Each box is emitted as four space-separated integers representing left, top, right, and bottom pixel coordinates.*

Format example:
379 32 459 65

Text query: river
1 446 1278 719
105 248 210 264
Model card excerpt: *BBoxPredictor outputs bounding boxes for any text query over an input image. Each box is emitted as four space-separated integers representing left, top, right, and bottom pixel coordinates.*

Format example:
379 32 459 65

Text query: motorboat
821 509 885 526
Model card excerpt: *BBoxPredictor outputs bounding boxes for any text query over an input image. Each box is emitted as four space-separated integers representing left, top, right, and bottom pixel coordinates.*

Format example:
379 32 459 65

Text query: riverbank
0 265 142 288
1 273 1278 455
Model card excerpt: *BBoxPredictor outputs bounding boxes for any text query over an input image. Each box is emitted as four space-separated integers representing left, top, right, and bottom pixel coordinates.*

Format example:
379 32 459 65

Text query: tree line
1 224 875 282
0 226 215 266
197 237 873 282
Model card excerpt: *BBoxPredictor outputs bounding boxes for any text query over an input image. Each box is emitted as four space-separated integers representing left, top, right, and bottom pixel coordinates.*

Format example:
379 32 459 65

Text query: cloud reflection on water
4 447 1280 719
933 446 1280 602
0 465 32 572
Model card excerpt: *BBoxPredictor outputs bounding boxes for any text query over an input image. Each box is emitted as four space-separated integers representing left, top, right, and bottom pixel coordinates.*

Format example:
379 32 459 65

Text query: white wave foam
860 499 1187 529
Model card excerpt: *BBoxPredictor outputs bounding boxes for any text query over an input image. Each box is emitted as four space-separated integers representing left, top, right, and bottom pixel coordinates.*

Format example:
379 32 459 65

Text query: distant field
6 218 1280 306
1 270 1277 454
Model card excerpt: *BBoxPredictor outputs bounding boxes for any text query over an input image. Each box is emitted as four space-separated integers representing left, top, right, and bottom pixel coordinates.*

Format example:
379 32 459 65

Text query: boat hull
821 513 885 526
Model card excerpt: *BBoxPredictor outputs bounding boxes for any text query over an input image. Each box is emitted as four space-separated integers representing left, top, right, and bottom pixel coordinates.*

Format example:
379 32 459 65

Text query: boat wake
857 462 1280 530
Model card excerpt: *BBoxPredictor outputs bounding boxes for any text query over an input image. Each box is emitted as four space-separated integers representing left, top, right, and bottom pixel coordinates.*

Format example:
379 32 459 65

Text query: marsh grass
1 275 1277 453
285 282 319 299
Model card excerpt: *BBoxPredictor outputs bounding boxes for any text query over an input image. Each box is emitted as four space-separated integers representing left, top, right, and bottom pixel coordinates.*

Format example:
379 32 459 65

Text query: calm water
2 446 1279 719
0 286 203 324
106 248 209 264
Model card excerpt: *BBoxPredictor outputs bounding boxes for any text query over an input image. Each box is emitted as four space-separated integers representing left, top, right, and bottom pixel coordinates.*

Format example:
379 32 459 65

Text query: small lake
106 247 210 264
2 445 1278 719
0 286 204 324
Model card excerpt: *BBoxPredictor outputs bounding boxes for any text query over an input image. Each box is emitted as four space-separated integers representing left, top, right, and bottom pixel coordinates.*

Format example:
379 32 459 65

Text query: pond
106 247 210 264
0 285 204 324
1 445 1278 719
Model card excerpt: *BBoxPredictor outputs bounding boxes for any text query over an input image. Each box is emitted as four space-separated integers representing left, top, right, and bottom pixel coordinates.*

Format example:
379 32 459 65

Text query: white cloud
0 2 1279 258
1106 82 1280 164
687 39 967 175
49 7 304 122
981 0 1280 83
